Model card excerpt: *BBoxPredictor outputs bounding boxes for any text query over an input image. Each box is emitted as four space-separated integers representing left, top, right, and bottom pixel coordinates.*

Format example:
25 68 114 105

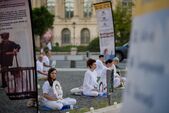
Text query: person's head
99 55 104 62
113 57 119 65
87 58 96 70
38 54 43 62
105 59 113 68
104 48 108 54
44 49 51 57
48 68 57 86
0 32 9 41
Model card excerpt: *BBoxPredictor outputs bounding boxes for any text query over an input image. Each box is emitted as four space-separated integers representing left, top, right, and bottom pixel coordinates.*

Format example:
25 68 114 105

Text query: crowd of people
34 50 126 110
0 34 126 110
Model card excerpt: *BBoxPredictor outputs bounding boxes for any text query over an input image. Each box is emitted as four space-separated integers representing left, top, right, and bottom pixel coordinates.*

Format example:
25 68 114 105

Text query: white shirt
95 59 106 77
36 60 43 72
111 64 120 77
83 69 98 92
42 55 50 71
47 42 52 50
43 55 50 65
42 80 63 101
100 66 109 86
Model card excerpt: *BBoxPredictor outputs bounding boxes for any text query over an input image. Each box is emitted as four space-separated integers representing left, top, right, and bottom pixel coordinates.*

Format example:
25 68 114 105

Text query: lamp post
72 22 76 45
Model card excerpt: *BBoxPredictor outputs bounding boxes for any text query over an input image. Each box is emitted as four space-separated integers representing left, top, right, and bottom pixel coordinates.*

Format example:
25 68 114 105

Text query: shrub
87 37 100 52
77 45 87 52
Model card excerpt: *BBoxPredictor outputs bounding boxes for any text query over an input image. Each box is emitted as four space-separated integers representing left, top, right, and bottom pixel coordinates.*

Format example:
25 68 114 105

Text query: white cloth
36 60 43 72
42 81 76 110
70 87 83 95
95 59 106 77
82 69 99 96
36 60 46 79
47 42 52 50
99 66 108 93
42 55 50 71
43 55 50 66
111 64 126 88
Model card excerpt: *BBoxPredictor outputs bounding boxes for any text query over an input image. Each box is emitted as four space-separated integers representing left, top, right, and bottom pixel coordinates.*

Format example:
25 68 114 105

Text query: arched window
81 28 90 44
65 0 74 19
84 0 92 18
62 28 71 44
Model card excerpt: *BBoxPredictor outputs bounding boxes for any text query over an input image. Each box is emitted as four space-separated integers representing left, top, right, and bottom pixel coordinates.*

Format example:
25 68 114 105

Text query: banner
94 1 115 60
121 0 169 113
0 0 36 100
0 0 35 67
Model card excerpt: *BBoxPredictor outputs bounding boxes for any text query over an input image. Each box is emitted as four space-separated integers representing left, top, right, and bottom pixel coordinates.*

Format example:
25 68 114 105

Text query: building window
47 0 55 14
62 28 71 44
81 28 90 44
65 0 74 19
84 0 92 18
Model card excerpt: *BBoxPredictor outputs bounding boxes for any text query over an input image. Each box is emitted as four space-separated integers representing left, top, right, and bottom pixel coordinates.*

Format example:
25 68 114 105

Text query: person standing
0 32 20 88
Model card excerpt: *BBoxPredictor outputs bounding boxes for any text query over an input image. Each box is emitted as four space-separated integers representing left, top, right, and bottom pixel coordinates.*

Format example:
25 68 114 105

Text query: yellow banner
134 0 169 16
94 2 111 10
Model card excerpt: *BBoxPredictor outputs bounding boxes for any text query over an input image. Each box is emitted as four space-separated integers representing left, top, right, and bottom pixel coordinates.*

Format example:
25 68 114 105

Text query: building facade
31 0 132 47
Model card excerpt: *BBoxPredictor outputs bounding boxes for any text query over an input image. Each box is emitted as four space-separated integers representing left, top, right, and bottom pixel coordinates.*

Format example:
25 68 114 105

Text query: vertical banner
94 1 115 60
121 0 169 113
0 0 36 99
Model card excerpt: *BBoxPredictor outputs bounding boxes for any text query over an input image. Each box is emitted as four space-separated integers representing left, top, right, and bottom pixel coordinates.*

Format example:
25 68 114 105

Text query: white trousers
37 74 47 80
43 97 76 110
83 90 99 97
70 87 83 95
114 77 126 88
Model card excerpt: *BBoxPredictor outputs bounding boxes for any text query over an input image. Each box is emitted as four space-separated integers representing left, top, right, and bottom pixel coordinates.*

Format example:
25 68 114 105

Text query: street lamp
72 22 76 45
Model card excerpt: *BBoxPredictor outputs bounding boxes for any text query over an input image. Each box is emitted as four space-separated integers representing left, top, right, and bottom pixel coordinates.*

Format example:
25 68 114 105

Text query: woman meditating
42 68 76 110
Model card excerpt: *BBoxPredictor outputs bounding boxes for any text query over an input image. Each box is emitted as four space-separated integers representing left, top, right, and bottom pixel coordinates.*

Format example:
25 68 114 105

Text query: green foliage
113 1 132 44
87 37 100 52
52 45 87 52
77 45 87 52
32 6 54 36
52 45 74 52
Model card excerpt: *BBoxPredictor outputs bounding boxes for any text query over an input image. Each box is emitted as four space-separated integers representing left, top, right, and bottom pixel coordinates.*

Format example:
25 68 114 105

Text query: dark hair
87 58 96 68
105 59 112 64
0 32 9 39
48 68 57 87
99 55 104 58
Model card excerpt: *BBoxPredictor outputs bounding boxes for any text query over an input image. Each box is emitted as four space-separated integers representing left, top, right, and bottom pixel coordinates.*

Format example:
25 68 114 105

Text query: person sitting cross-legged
41 68 76 110
82 59 99 97
112 57 126 88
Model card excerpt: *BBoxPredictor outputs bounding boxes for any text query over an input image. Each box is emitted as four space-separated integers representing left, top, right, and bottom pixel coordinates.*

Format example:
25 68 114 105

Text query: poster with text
121 0 169 113
94 1 115 60
0 0 36 102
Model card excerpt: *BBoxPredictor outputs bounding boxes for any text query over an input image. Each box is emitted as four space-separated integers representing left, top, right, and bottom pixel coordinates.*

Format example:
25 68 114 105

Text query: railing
1 67 36 100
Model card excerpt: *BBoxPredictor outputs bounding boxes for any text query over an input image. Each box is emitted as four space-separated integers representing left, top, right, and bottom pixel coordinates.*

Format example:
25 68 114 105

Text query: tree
113 1 132 45
87 37 100 52
32 6 54 47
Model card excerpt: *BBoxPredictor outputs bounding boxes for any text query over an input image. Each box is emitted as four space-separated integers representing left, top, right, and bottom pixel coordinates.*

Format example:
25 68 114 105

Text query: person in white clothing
42 50 51 71
112 57 126 88
36 54 48 79
82 59 99 97
99 59 113 93
42 68 76 110
95 55 106 78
